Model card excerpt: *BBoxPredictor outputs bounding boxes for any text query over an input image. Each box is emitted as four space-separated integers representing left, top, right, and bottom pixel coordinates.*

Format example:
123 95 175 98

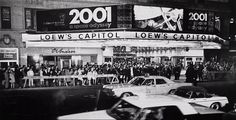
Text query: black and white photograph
0 0 236 120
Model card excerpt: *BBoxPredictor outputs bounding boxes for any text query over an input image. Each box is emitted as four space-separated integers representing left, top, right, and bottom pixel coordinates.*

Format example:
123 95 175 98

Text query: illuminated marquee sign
183 9 215 33
22 31 217 41
134 32 215 41
37 6 118 31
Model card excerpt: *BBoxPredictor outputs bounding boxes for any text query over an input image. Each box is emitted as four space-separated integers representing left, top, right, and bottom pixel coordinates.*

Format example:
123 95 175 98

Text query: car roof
122 95 198 115
176 86 207 93
135 75 168 79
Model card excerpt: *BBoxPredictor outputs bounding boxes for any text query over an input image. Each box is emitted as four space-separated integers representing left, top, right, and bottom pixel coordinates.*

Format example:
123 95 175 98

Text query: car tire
168 89 176 94
210 102 221 110
121 92 133 98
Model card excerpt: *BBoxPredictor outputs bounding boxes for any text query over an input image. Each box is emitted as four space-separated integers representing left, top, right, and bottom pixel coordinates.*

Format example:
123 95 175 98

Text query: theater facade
21 5 227 69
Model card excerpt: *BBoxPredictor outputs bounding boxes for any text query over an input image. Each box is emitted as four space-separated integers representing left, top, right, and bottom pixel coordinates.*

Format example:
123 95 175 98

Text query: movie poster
133 5 183 31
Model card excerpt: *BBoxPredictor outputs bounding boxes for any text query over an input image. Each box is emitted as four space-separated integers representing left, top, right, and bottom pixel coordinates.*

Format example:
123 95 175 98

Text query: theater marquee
37 6 118 31
22 31 220 42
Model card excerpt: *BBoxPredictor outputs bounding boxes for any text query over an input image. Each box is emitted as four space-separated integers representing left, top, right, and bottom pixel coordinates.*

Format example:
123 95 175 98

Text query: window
192 92 205 98
130 78 145 86
140 106 185 120
143 79 154 85
174 89 191 98
1 6 11 29
108 100 140 120
25 8 36 30
156 79 166 84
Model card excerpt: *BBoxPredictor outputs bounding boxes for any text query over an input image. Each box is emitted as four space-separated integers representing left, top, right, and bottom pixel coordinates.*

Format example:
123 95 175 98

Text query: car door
142 78 157 95
127 77 147 95
155 78 169 94
188 92 210 107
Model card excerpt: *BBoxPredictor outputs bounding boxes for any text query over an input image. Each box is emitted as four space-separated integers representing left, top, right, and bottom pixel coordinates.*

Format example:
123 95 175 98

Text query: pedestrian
39 68 44 87
0 68 5 88
72 68 78 86
185 63 196 86
14 65 21 88
9 69 15 88
4 67 10 89
119 67 125 83
27 67 34 87
77 68 84 85
197 62 204 81
162 65 172 79
87 69 93 85
92 68 98 85
173 64 181 80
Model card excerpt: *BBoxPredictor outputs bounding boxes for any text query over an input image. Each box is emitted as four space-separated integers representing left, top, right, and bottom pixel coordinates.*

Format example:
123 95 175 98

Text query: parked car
222 103 236 120
58 95 225 120
103 75 192 97
95 74 119 85
170 86 229 110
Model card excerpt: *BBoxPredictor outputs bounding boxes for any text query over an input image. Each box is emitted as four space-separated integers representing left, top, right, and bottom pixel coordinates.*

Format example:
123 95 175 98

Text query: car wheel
210 102 221 110
168 89 176 94
121 92 133 98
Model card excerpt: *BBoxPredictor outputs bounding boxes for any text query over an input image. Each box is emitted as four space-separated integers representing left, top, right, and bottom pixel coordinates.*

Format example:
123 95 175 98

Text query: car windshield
129 77 145 86
107 100 190 120
96 76 118 85
107 100 141 120
174 89 191 98
136 106 186 120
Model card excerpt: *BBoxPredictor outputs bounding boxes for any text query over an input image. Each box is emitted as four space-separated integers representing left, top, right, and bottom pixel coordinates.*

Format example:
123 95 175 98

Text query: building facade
0 0 230 69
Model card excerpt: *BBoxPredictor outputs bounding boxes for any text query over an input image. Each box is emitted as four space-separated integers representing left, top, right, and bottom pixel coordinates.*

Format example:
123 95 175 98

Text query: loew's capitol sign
22 31 217 41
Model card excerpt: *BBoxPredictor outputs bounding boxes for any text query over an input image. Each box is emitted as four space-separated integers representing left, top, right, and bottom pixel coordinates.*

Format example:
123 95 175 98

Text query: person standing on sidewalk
9 69 15 88
39 68 44 87
197 62 204 81
4 67 10 89
27 67 34 87
173 64 181 80
185 63 197 86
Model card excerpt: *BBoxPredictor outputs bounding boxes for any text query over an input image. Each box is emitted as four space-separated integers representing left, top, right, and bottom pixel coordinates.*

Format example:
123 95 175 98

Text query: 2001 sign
188 12 208 21
69 7 112 24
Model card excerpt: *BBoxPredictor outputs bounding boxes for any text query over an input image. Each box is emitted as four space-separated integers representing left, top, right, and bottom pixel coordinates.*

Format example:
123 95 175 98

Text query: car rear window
156 79 166 84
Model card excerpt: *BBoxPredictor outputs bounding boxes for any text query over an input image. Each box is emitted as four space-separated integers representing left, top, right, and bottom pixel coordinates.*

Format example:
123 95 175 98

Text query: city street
0 77 236 120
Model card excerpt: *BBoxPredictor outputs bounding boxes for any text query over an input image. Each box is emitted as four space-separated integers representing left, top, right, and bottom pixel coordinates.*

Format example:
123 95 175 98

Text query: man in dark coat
14 65 22 88
197 62 204 81
0 68 5 88
185 63 197 86
162 65 172 79
173 64 181 80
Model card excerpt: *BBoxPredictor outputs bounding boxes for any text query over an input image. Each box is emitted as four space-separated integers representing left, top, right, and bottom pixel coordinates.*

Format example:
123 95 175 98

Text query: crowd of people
0 60 233 89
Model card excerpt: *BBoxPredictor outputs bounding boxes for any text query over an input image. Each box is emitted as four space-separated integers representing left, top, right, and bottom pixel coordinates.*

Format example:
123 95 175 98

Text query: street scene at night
1 0 236 120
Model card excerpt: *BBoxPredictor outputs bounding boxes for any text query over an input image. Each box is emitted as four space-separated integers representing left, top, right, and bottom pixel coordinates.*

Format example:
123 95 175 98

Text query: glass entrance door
60 59 71 69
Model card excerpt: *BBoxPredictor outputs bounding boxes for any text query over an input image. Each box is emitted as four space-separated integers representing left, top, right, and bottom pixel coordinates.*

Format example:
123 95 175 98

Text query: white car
170 86 229 110
103 75 192 97
58 95 224 120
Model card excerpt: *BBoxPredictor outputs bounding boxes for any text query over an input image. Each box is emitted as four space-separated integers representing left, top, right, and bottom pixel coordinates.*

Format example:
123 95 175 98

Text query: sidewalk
172 69 186 83
172 75 186 83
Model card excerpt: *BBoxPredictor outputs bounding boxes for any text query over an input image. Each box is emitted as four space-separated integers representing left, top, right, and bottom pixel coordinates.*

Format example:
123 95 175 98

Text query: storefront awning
22 30 225 50
26 40 103 48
